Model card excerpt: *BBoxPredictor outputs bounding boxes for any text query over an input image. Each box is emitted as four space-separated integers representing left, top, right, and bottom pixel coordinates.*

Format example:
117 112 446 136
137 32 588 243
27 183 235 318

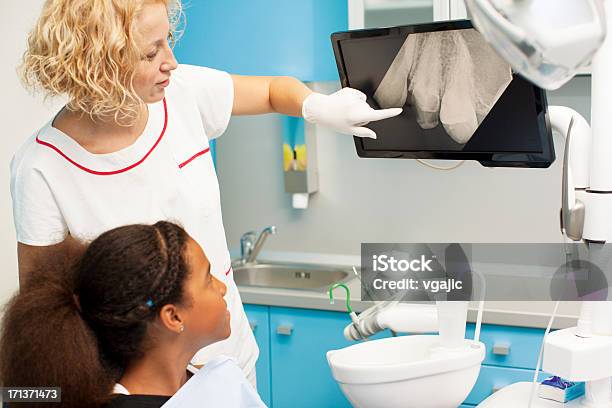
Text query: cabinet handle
492 342 511 356
276 325 293 336
249 321 257 332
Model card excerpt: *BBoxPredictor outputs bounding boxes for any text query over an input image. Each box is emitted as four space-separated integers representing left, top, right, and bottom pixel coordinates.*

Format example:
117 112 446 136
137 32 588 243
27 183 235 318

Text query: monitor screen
331 20 555 168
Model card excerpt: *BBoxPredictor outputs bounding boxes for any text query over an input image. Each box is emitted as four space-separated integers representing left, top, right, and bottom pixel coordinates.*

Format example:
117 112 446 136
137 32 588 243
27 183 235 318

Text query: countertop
234 251 582 330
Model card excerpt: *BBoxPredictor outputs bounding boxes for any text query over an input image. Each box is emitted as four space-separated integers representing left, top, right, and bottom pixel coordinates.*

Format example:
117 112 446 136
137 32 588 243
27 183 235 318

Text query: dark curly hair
0 221 191 408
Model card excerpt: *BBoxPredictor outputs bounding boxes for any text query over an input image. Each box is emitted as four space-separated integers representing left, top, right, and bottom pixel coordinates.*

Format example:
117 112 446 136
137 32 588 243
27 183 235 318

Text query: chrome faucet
240 231 257 264
240 226 277 264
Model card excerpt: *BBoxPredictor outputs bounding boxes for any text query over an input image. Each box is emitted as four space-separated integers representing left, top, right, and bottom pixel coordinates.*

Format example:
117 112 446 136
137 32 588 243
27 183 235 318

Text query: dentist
11 0 401 387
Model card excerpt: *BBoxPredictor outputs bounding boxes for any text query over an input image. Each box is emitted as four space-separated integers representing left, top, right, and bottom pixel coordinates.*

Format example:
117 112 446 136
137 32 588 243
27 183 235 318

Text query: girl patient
0 221 265 408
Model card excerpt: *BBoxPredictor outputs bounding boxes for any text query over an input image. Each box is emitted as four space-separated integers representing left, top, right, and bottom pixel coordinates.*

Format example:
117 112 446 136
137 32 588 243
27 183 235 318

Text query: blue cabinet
244 305 389 407
465 324 546 370
268 307 355 408
244 304 548 407
173 0 348 81
243 304 271 407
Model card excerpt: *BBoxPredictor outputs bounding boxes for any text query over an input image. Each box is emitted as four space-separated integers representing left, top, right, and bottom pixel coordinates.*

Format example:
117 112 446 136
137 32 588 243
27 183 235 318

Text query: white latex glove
301 88 403 139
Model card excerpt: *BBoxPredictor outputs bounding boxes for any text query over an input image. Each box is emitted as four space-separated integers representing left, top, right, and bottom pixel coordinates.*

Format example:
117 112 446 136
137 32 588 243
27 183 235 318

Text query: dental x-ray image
332 20 555 167
373 29 512 144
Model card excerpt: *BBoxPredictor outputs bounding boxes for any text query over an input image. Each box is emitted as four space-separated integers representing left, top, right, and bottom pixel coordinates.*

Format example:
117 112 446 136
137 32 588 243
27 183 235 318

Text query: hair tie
145 299 154 308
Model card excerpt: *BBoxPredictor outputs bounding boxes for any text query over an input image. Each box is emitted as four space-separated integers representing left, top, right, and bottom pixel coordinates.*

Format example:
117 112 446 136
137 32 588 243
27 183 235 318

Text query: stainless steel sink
232 261 352 291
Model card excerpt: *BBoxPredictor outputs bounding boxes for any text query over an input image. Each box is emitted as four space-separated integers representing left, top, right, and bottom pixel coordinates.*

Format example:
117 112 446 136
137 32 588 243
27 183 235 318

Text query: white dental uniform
10 64 258 385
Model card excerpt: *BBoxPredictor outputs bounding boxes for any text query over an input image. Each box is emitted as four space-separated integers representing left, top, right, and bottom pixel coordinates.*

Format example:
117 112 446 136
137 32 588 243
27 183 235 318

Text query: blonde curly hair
20 0 183 126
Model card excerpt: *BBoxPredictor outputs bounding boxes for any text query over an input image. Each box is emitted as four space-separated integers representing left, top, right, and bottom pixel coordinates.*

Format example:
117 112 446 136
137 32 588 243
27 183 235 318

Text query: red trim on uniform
35 98 168 176
178 147 210 169
225 266 232 276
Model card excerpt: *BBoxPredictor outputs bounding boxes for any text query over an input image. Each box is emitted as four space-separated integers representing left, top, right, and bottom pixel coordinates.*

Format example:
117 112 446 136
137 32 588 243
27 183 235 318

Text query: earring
179 325 185 333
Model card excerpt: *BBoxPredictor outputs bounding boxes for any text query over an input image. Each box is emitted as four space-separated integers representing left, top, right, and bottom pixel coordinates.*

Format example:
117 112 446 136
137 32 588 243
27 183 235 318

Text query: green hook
329 283 352 313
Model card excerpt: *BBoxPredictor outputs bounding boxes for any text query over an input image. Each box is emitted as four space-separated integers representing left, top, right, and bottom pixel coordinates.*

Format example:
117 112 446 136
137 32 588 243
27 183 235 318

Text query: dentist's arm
231 75 402 139
231 75 311 116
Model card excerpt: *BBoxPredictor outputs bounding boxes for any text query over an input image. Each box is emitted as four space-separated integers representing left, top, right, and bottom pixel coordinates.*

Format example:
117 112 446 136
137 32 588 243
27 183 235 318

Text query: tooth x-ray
374 30 512 144
331 21 555 168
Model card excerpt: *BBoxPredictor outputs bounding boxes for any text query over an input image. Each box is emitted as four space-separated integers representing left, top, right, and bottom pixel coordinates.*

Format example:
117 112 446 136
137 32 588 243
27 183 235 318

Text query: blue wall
173 0 348 81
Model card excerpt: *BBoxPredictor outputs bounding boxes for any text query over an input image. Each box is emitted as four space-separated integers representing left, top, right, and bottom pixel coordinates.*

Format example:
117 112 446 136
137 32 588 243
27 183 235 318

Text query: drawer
243 304 271 407
465 323 545 369
269 307 391 408
464 365 549 405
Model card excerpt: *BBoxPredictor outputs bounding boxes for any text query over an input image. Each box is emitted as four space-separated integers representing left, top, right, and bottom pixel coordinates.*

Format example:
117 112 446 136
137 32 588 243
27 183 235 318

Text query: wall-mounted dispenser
282 115 318 209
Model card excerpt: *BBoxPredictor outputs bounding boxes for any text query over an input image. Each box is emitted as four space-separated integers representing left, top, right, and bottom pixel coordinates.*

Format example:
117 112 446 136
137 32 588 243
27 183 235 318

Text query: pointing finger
360 107 403 122
351 126 377 139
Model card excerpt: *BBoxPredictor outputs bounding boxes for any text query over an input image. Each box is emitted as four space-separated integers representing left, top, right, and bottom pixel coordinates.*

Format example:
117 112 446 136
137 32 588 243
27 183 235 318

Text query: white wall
1 0 66 306
217 78 591 256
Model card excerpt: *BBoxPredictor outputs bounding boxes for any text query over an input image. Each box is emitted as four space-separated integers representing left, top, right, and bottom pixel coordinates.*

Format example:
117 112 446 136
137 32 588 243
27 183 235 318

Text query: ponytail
0 262 113 408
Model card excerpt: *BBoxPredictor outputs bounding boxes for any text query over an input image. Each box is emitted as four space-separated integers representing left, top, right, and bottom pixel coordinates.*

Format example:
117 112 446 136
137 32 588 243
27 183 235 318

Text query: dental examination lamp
466 0 612 407
466 0 606 91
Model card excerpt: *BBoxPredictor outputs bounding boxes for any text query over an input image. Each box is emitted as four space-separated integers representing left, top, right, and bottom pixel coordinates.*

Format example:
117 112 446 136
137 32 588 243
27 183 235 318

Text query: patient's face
182 238 230 346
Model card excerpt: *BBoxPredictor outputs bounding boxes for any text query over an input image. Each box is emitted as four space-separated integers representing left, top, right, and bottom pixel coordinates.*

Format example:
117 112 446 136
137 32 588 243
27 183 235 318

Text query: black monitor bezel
331 20 555 168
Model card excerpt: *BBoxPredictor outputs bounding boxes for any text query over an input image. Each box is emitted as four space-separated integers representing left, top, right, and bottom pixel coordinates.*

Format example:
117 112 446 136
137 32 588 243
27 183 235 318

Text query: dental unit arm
329 284 469 349
328 283 441 341
342 301 439 341
464 0 612 406
330 262 487 348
